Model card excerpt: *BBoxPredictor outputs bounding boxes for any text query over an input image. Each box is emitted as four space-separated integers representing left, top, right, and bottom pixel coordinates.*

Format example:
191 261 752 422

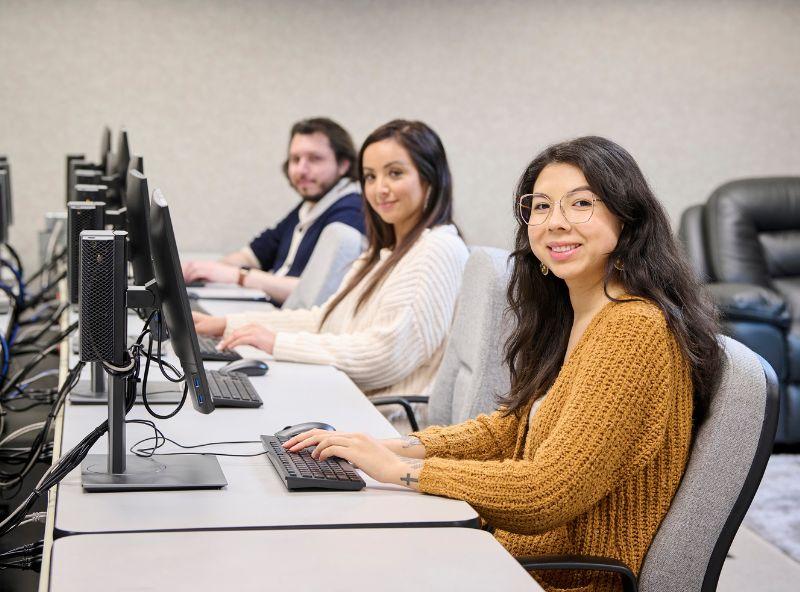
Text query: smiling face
286 132 349 201
362 138 428 243
527 162 622 288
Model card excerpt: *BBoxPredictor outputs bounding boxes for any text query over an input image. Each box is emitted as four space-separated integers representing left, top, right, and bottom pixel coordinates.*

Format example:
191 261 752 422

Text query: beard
295 176 340 203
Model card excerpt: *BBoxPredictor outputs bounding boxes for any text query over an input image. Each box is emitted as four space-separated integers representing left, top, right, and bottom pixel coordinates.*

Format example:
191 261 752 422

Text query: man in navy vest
182 118 365 304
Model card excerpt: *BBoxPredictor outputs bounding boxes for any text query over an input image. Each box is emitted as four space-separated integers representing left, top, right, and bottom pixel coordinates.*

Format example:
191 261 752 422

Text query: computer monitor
125 170 154 286
99 126 112 172
0 160 11 229
129 154 144 175
149 189 215 414
107 129 131 178
0 169 9 245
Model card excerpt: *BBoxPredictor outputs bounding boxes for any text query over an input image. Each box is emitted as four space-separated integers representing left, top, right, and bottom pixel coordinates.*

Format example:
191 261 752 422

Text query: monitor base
81 454 227 492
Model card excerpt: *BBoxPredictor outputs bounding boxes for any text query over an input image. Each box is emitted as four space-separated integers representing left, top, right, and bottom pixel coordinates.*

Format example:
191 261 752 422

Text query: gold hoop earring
614 259 624 271
540 262 549 276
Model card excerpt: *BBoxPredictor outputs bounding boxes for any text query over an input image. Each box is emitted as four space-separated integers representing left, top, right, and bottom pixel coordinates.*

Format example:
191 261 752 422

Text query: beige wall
1 0 799 267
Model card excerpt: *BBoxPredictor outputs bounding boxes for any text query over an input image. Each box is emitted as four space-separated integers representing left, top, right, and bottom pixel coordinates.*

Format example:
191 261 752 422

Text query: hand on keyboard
283 431 413 486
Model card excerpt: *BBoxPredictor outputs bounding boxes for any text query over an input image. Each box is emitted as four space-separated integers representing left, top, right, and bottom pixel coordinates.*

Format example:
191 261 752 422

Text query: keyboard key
260 435 365 491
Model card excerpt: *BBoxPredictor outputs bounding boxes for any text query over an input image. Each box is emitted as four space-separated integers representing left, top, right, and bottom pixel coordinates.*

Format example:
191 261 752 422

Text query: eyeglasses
517 190 602 226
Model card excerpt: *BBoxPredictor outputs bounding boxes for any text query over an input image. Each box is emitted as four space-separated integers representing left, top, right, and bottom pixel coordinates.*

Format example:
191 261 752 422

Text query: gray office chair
283 222 364 310
518 335 779 592
372 246 513 430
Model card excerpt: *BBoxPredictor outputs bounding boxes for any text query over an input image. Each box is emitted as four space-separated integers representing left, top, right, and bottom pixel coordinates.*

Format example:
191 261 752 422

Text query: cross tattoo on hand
400 473 419 487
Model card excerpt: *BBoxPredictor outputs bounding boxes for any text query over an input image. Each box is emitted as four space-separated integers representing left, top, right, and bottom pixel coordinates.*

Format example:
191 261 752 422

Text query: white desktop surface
49 528 543 591
55 359 478 534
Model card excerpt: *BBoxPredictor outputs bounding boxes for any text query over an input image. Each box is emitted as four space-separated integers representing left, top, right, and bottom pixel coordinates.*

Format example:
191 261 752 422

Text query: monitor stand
70 361 184 404
80 375 227 492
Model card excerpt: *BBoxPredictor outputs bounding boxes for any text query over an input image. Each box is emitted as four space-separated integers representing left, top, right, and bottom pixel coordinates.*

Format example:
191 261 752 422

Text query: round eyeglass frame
517 192 602 226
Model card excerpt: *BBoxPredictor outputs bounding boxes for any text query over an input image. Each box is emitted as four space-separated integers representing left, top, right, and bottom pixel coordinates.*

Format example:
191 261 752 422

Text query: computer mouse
274 422 336 439
218 358 270 377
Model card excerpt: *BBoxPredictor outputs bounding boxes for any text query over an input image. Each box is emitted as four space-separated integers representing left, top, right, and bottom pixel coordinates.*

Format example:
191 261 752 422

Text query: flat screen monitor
100 126 112 171
0 160 11 227
125 170 154 286
0 169 9 244
129 155 144 175
148 189 215 414
112 130 131 180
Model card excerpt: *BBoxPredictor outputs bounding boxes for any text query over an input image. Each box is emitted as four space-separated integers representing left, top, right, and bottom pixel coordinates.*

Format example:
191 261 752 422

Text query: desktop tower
74 169 104 187
78 231 127 366
78 230 129 478
65 154 85 201
67 201 105 305
75 183 108 203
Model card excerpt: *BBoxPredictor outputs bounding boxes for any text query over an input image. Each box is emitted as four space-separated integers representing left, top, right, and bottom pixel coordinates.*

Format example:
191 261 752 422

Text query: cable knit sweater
413 298 693 592
224 225 469 397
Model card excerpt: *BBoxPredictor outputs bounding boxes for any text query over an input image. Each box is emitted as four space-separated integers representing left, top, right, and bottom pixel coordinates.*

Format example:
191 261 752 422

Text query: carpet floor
744 453 800 563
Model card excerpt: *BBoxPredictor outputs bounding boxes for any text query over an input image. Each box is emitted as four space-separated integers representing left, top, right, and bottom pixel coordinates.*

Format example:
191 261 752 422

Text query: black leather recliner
679 177 800 444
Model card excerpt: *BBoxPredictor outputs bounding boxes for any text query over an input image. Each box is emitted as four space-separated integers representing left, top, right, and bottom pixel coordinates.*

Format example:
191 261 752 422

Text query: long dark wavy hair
320 120 458 326
501 136 721 431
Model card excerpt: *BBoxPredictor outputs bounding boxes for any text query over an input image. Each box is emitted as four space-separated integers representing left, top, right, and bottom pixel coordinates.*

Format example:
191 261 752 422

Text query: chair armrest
705 282 790 328
369 395 429 432
516 555 637 592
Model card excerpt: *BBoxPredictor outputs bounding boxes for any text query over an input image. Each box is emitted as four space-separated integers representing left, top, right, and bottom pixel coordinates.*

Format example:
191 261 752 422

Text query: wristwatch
237 266 251 287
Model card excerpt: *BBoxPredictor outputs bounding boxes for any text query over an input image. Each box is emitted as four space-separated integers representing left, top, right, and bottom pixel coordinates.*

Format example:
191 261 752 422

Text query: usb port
194 375 201 389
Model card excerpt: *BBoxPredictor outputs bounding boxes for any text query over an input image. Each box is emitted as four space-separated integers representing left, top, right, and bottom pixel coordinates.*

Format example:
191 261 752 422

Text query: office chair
372 247 513 431
283 222 364 310
517 336 779 592
679 177 800 443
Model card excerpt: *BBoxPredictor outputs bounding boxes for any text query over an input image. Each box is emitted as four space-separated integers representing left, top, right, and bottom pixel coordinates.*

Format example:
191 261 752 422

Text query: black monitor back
125 170 154 286
100 126 112 171
149 190 214 414
0 160 11 229
0 169 8 244
113 130 131 180
129 155 144 175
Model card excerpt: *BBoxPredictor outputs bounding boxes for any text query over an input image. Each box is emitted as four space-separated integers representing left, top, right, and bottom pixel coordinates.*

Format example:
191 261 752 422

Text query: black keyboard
261 435 365 491
207 370 262 408
189 299 209 315
197 335 241 362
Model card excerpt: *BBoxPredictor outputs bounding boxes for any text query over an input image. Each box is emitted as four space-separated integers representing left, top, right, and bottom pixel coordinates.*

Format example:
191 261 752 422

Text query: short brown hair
281 117 357 180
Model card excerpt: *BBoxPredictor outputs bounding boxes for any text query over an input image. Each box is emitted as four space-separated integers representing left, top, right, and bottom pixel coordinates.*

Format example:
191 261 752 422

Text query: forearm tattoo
397 456 423 488
400 473 419 487
401 436 421 449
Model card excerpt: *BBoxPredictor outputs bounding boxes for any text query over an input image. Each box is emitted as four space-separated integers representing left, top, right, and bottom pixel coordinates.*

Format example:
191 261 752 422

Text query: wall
1 0 799 267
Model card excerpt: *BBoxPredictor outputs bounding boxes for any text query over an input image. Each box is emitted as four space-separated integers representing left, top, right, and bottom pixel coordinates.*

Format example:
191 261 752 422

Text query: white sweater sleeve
271 233 468 392
222 257 367 336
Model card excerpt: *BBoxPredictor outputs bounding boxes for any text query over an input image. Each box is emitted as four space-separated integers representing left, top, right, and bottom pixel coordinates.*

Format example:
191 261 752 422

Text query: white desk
48 528 543 591
55 356 478 534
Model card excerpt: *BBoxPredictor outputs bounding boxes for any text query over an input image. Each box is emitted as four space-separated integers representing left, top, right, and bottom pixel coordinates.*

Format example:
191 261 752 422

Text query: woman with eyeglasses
193 120 469 399
284 136 722 591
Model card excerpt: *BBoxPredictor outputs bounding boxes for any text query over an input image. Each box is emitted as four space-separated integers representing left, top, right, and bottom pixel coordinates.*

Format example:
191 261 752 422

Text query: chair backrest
678 204 714 283
705 177 800 286
283 222 364 310
638 336 779 592
427 246 514 426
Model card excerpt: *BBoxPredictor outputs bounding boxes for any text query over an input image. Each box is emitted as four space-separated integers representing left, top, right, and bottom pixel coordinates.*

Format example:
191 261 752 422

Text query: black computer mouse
218 358 270 377
274 422 336 439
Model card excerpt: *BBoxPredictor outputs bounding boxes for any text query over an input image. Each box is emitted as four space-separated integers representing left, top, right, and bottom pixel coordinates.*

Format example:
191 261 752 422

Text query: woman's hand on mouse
216 323 276 354
192 312 227 337
283 430 422 489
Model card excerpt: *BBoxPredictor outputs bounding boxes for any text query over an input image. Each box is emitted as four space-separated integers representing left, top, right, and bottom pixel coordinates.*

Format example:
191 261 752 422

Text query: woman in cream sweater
193 120 469 398
285 136 722 592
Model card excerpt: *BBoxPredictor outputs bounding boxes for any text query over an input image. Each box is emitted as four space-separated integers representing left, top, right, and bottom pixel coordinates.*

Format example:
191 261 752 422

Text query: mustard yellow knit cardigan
415 299 693 592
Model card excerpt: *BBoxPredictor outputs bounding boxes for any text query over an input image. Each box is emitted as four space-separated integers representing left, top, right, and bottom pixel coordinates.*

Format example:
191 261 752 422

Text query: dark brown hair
281 117 357 181
501 136 721 431
320 120 457 326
